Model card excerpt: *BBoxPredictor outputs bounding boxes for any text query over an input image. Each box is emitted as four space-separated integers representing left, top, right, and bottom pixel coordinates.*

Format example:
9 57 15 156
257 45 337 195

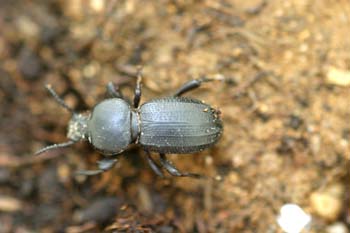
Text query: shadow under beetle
36 71 223 178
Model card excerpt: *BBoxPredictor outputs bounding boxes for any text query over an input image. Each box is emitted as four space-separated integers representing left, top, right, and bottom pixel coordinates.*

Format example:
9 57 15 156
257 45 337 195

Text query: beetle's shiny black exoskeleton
36 71 223 178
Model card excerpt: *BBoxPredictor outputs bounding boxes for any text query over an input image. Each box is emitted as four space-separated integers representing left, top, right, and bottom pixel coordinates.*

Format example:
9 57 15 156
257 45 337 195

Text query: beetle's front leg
75 157 119 176
106 82 124 99
173 76 224 97
159 153 203 179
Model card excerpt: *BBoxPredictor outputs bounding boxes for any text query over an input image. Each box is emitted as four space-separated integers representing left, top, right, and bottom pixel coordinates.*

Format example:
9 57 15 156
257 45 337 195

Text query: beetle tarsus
159 153 203 179
75 157 118 176
173 76 224 97
97 158 118 170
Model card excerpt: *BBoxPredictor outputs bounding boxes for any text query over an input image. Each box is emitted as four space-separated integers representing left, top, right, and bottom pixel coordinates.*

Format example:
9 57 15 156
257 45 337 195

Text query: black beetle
36 71 223 178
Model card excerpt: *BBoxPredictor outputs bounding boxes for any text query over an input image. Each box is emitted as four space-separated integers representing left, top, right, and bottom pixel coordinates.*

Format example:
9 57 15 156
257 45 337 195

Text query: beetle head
67 113 89 142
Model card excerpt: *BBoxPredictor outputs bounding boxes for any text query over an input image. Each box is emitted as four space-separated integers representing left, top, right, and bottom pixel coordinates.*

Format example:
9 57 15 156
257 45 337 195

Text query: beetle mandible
36 71 223 178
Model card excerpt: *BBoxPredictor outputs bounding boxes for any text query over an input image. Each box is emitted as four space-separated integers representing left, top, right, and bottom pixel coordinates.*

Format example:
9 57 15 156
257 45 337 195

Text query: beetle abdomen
139 97 222 154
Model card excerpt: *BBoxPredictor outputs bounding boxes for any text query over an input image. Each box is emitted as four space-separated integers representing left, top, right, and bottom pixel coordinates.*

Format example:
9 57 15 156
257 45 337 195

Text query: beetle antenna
35 140 76 156
45 84 75 114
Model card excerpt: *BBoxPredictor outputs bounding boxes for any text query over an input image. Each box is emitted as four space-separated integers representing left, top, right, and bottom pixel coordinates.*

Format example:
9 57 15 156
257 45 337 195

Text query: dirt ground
0 0 349 232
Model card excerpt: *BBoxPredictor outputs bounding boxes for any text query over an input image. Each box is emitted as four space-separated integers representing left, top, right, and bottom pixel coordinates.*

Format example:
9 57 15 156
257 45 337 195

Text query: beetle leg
159 153 203 179
145 151 165 178
133 67 143 108
75 169 104 176
173 76 224 97
106 82 124 99
75 158 118 176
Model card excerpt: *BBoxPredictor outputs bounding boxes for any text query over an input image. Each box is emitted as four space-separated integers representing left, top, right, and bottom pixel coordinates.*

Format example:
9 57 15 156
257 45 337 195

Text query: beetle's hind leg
173 76 224 97
75 157 118 176
145 151 165 178
159 153 203 179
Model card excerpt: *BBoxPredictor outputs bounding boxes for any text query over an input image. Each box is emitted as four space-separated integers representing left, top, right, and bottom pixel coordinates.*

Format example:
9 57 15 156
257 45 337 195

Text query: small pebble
138 185 153 213
326 67 350 86
0 196 22 212
90 0 105 12
310 183 344 221
16 16 40 39
326 222 349 233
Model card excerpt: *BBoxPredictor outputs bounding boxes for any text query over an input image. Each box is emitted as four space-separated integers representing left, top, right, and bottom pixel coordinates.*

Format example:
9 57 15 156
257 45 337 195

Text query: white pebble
326 222 349 233
277 203 312 233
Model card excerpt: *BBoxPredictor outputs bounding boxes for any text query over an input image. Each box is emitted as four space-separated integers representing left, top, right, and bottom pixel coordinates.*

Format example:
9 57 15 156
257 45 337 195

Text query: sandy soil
0 0 349 232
